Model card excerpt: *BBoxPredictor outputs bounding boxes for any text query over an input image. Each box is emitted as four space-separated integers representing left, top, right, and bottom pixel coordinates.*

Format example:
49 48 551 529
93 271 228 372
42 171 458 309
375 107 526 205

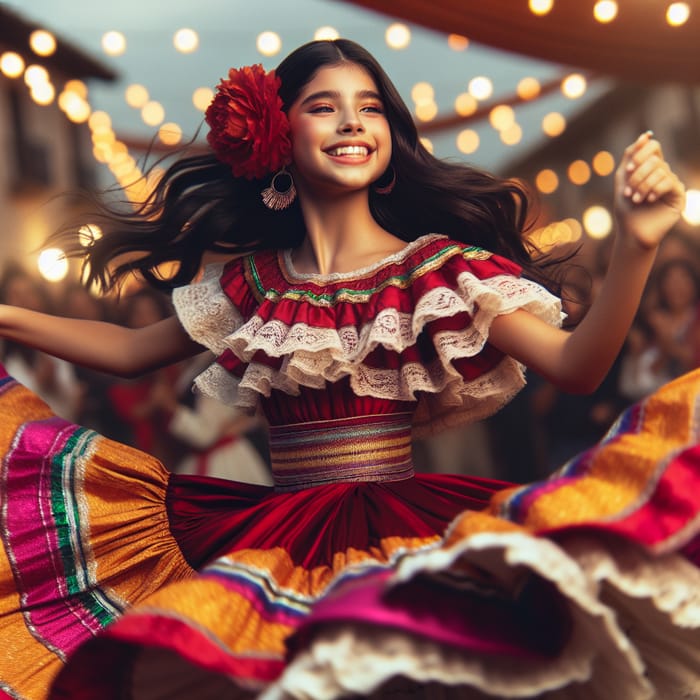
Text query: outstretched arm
0 307 204 378
489 131 686 394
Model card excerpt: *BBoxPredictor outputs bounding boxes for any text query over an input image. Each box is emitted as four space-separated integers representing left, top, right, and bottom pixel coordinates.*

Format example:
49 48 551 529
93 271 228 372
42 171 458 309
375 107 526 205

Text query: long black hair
57 39 562 293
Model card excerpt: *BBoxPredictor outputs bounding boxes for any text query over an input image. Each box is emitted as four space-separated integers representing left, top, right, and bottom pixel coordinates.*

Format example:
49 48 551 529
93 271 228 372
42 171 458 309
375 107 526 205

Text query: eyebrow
299 89 383 107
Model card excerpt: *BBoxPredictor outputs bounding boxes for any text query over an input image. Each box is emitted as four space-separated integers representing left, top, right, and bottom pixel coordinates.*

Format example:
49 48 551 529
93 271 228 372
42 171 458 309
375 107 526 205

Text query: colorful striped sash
269 413 415 491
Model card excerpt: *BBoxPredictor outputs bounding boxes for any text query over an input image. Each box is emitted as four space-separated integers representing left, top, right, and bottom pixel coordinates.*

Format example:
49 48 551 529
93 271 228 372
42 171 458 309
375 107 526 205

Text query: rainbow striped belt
269 413 415 491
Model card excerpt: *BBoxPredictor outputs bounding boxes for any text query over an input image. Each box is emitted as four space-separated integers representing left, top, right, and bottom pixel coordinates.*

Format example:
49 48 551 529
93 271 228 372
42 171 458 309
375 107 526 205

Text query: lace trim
263 531 659 700
171 263 242 354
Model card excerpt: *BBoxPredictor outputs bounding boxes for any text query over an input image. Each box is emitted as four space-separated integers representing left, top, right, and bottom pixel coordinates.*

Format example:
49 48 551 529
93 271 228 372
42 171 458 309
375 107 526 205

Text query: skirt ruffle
1 365 700 698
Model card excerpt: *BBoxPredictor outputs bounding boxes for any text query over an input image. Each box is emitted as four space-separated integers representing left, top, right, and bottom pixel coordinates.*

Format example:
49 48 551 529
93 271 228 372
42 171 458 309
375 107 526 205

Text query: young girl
0 38 694 700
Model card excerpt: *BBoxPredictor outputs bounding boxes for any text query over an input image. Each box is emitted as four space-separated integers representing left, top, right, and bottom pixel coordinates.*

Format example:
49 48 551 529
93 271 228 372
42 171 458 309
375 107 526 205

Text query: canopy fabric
345 0 700 84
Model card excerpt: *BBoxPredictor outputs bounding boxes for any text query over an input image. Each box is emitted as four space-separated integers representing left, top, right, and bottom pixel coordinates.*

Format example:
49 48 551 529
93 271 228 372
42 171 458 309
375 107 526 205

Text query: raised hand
614 131 686 250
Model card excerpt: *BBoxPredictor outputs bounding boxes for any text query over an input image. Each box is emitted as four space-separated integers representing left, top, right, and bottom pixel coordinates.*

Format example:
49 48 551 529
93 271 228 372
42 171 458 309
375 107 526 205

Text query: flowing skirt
1 365 700 699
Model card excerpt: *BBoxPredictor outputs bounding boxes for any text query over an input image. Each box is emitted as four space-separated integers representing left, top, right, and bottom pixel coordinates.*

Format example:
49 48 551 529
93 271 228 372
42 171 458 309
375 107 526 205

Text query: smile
326 145 370 157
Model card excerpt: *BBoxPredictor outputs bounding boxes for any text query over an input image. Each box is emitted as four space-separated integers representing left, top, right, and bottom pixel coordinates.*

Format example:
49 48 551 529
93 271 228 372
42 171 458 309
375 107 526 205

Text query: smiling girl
0 38 697 700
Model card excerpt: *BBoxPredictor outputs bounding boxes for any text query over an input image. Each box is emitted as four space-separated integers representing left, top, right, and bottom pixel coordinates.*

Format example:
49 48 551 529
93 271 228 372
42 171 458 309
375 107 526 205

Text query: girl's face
286 63 391 197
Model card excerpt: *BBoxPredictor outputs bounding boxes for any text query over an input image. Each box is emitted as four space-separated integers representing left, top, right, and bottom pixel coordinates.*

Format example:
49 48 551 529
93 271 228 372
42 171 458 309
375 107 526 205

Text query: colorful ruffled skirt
1 363 700 699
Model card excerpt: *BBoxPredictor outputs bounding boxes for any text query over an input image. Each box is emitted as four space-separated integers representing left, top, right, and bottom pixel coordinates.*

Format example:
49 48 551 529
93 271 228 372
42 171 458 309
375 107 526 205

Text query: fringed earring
372 166 396 195
261 168 297 210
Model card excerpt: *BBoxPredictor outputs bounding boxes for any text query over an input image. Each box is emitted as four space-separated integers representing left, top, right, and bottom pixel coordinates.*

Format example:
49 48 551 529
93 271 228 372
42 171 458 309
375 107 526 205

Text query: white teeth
328 145 368 157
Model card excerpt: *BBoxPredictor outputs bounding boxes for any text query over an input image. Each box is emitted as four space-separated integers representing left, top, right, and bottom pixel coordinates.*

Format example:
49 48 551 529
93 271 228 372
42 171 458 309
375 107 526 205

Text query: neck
293 188 403 276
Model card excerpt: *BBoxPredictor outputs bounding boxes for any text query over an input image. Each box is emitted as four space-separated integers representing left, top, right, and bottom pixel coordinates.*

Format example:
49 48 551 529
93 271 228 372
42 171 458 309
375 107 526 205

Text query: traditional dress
1 233 699 699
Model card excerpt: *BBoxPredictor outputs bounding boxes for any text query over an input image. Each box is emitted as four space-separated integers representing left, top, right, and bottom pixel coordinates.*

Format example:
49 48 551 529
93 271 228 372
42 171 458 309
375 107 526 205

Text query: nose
338 117 364 135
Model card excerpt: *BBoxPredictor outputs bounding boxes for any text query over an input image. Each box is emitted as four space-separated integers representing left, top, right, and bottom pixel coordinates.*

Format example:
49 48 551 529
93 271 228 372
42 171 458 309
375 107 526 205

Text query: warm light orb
386 23 411 49
529 0 554 15
561 73 587 99
89 110 112 130
174 28 199 53
447 34 469 51
683 189 700 225
667 2 691 26
500 123 523 146
468 76 493 101
125 84 149 108
517 77 541 100
583 205 613 239
256 31 282 56
456 129 480 154
454 92 478 117
568 160 591 185
419 137 434 154
29 30 56 57
415 102 438 122
193 86 214 111
24 64 49 87
64 79 88 99
489 105 515 131
592 150 615 176
102 31 127 56
31 82 55 105
314 26 340 40
38 248 69 282
542 112 566 137
593 0 618 23
158 122 183 146
411 81 435 104
78 224 103 246
141 101 165 126
535 168 559 194
1 51 25 78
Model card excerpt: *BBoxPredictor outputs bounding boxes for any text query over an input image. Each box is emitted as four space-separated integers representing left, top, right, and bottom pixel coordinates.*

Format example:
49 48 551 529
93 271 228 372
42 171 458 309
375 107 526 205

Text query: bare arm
0 307 205 378
489 132 685 394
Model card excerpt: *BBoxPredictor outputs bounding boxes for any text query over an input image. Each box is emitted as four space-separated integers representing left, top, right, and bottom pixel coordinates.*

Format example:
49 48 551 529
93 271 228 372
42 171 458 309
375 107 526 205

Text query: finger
630 167 670 203
625 137 664 174
624 156 668 200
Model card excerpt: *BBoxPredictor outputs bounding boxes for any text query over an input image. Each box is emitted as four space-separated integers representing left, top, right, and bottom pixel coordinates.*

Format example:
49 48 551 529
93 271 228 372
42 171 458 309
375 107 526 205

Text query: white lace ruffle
262 529 700 700
172 262 562 433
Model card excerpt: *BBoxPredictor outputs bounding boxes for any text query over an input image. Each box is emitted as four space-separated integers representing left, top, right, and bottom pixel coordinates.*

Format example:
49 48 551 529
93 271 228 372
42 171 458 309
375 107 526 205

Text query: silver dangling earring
261 168 297 210
373 166 396 195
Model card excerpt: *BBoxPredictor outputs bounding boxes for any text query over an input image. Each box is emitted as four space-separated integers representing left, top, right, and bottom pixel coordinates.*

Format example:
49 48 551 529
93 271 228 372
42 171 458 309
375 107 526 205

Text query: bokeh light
101 31 126 56
141 101 165 126
517 77 541 100
456 129 480 154
38 248 69 282
386 23 411 49
683 189 700 225
667 3 690 26
583 205 613 238
454 92 478 117
125 84 149 108
158 122 183 146
29 30 56 57
256 31 282 56
592 150 616 176
174 28 199 53
568 160 591 185
447 34 469 51
314 26 340 40
535 169 559 194
593 0 618 23
0 51 25 78
561 73 587 99
193 86 214 111
542 112 566 137
529 0 554 15
468 76 493 101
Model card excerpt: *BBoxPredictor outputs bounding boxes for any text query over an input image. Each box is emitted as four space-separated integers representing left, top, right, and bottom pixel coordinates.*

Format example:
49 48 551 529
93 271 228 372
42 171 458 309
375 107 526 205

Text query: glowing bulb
141 101 165 126
29 30 56 57
314 26 340 40
193 86 214 111
592 151 615 176
456 129 480 154
158 122 183 146
78 224 103 246
174 28 199 53
529 0 554 15
500 123 522 145
31 82 55 105
411 82 435 104
64 79 88 99
517 77 541 100
535 169 559 194
593 1 618 23
667 2 690 26
468 76 493 101
561 73 587 99
489 105 515 131
447 34 469 51
583 205 613 239
682 189 700 225
125 84 149 108
38 248 69 282
420 137 434 154
568 160 591 185
89 110 112 130
542 112 566 137
24 64 49 87
386 23 411 49
1 51 25 78
415 102 438 122
256 31 281 56
454 92 477 117
102 31 126 56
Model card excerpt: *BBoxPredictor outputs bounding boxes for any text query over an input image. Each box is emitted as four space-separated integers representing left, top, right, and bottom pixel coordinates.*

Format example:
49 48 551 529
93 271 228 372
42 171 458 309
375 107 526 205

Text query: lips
325 144 372 157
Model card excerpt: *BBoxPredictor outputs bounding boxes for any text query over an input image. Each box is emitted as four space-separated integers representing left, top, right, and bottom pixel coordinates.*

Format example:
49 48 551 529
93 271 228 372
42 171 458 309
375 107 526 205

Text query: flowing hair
55 39 565 293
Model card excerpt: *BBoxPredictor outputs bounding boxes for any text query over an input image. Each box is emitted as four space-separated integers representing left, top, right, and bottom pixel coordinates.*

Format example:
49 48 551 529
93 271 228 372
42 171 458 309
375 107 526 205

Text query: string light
535 169 559 194
192 86 214 111
314 27 339 40
101 31 126 56
542 112 566 137
386 23 411 49
529 0 554 16
37 248 69 282
456 129 479 154
0 51 24 78
583 205 613 238
447 34 469 51
468 76 493 101
517 77 541 100
667 3 691 26
568 160 591 185
256 31 281 56
592 150 615 176
29 30 56 57
561 73 587 99
454 92 478 117
174 28 199 53
593 1 618 23
683 190 700 225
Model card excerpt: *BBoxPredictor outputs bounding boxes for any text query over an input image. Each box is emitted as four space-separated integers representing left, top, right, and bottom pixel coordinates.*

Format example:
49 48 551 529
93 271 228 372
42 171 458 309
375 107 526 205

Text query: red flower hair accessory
205 64 292 180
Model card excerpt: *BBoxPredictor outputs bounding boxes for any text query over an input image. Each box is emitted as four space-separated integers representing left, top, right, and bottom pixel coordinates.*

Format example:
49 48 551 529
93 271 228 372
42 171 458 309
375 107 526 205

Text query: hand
614 131 686 250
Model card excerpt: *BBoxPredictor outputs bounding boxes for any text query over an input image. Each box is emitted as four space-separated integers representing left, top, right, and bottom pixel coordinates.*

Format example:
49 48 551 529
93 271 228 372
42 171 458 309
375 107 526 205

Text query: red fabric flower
205 64 292 180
